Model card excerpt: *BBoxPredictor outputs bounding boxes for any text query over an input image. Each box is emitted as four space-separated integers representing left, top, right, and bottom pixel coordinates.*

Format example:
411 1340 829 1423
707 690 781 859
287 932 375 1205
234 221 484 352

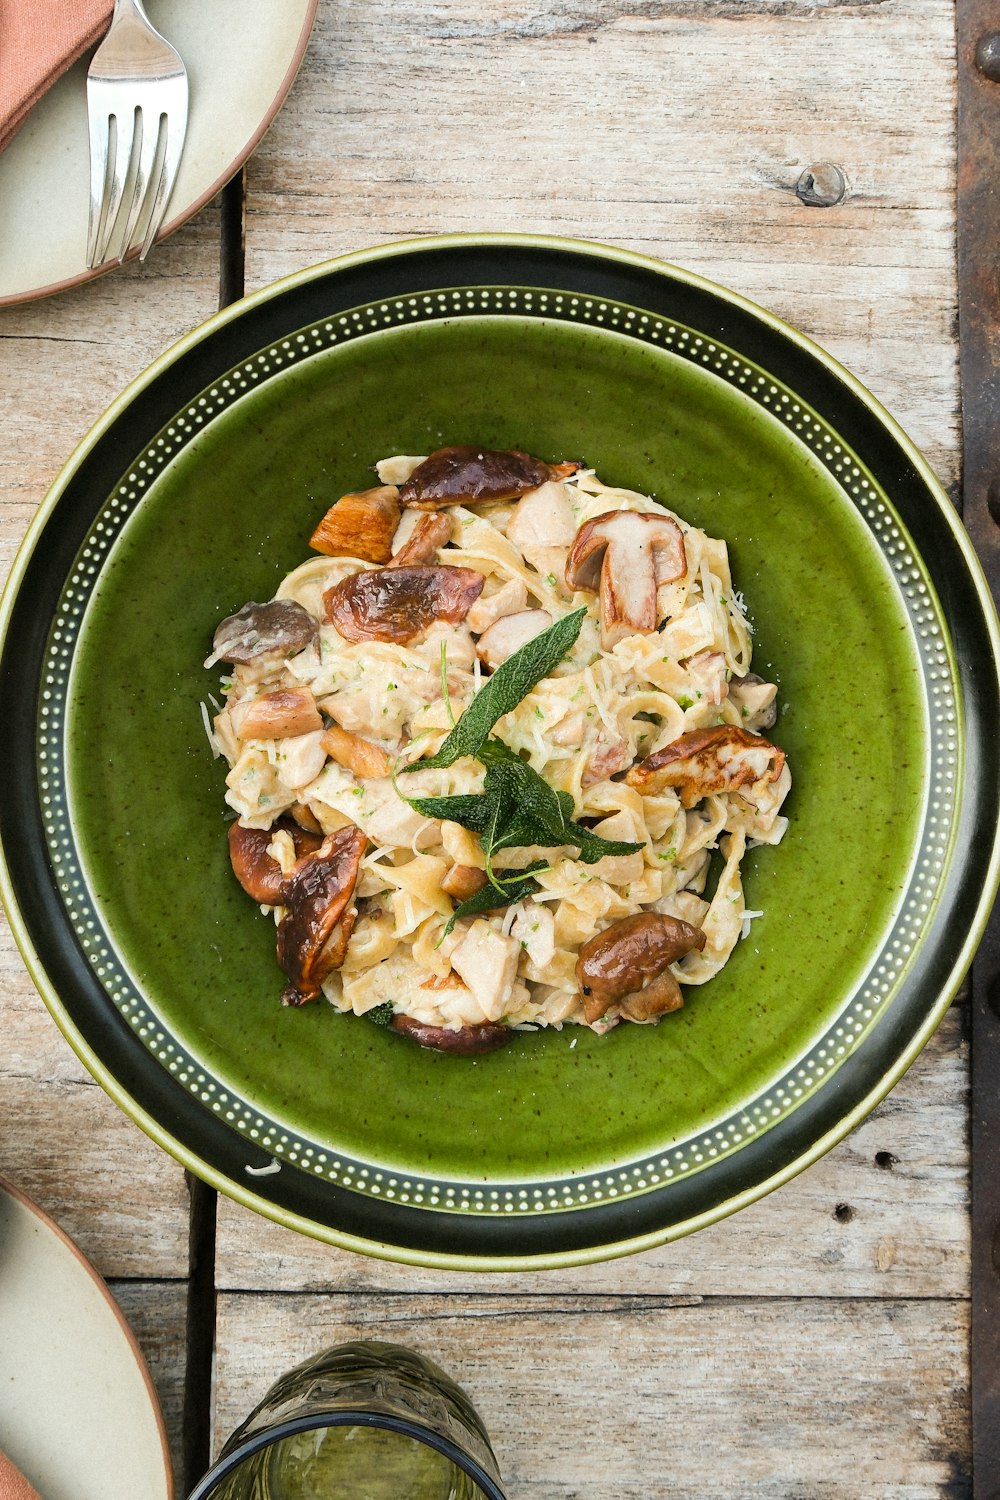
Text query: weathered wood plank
214 1006 967 1297
0 929 192 1278
213 1289 971 1496
244 0 958 484
0 212 225 1278
111 1280 189 1497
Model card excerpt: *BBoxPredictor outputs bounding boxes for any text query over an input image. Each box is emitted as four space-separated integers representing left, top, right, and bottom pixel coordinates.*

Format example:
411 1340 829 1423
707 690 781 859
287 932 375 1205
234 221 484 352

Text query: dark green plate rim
2 234 998 1269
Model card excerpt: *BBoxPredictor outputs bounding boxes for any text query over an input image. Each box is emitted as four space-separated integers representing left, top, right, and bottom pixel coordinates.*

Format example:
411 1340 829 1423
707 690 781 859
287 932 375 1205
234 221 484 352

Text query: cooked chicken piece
275 729 329 790
309 485 401 564
565 509 687 648
320 723 393 780
449 919 521 1022
399 445 581 510
682 649 729 707
505 480 577 576
465 577 529 634
231 688 323 740
363 781 440 850
324 565 484 644
626 725 785 808
475 608 553 669
575 912 706 1023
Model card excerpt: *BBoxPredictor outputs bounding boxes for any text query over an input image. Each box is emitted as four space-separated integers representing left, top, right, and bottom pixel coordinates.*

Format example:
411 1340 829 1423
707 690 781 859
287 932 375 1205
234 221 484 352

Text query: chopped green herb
677 695 694 710
367 1002 396 1028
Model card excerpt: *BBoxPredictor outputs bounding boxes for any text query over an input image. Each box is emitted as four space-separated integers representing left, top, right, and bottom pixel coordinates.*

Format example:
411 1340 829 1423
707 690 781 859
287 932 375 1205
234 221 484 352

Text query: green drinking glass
186 1340 507 1500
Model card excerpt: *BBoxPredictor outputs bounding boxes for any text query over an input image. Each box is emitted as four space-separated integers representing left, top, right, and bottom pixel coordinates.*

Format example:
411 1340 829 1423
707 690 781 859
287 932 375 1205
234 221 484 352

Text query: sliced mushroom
390 1014 513 1054
309 485 401 564
564 510 687 648
275 825 368 1002
320 723 393 780
398 445 581 510
625 725 786 807
207 599 317 668
575 912 706 1024
324 565 484 643
389 512 452 567
231 688 324 741
440 864 490 901
228 818 324 904
475 608 552 669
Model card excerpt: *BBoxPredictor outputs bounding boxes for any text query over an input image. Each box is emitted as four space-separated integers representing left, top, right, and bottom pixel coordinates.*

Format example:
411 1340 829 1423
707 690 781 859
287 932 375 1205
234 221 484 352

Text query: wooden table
0 0 978 1493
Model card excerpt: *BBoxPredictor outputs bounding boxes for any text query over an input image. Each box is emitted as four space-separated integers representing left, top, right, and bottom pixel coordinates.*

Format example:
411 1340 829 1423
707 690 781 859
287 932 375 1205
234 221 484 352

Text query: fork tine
86 99 114 267
117 107 160 263
137 104 187 262
91 107 136 267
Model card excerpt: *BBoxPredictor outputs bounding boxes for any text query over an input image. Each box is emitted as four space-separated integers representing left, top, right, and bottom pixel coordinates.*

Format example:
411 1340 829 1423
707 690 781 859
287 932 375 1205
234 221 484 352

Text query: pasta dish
205 446 790 1053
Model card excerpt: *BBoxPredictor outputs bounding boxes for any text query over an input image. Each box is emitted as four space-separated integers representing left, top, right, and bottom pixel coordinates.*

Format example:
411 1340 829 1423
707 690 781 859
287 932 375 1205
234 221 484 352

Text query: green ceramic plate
2 236 998 1268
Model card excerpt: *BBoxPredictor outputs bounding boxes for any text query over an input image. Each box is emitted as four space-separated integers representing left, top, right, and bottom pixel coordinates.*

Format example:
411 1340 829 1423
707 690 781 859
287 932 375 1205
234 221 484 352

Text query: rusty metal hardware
958 0 1000 1490
794 163 848 207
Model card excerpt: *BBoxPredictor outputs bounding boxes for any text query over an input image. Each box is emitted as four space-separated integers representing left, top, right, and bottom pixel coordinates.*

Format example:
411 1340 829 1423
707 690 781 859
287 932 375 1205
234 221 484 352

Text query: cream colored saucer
0 0 318 305
0 1177 172 1499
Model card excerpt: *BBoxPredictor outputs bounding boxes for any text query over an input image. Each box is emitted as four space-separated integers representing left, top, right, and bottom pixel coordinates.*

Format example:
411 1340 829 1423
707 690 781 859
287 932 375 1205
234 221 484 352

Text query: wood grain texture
244 0 958 486
213 1289 971 1496
111 1280 190 1495
214 1007 968 1297
0 212 224 1477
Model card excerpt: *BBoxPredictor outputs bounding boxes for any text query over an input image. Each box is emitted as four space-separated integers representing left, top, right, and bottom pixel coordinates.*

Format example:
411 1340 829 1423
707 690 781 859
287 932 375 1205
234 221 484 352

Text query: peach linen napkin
0 0 114 152
0 1451 43 1500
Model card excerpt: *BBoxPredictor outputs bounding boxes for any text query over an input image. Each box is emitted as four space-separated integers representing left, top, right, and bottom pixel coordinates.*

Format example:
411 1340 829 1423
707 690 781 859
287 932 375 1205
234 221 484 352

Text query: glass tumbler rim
185 1407 508 1500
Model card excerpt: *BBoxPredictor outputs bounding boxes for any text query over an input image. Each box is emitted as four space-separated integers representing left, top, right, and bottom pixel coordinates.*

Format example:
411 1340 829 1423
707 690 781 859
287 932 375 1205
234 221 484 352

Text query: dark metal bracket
958 1 1000 1490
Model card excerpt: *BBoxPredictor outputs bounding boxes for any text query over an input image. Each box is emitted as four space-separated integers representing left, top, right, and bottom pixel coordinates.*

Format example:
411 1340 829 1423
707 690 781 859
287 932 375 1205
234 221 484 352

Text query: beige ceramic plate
0 1177 172 1499
0 0 318 305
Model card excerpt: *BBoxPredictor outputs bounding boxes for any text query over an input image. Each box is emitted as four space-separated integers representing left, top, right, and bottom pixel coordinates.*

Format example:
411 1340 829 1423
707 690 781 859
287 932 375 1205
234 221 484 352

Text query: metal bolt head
976 31 1000 82
795 163 848 207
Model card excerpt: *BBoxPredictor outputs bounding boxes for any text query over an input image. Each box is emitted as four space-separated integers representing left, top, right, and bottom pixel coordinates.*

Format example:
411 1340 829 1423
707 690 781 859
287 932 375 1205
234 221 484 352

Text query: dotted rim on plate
36 287 957 1216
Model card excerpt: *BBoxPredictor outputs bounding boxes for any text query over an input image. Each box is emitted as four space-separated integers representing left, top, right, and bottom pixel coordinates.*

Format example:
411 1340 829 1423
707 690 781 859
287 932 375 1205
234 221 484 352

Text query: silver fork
86 0 189 268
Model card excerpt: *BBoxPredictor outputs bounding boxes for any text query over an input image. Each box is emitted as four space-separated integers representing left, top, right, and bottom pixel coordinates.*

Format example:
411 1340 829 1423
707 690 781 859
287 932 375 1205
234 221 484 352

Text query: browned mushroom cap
323 565 484 643
625 725 786 807
390 1014 513 1054
275 824 368 1002
575 912 705 1024
564 510 687 647
228 819 324 904
389 512 452 567
309 485 401 564
208 600 317 667
398 445 581 510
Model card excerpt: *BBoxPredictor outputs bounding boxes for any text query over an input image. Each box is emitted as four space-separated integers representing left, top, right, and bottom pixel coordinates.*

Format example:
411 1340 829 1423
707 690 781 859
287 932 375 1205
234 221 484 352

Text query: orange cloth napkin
0 1451 43 1500
0 0 114 152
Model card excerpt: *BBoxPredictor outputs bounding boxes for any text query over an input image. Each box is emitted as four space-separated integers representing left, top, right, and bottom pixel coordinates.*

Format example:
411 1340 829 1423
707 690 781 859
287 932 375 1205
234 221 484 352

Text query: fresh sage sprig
399 606 588 773
397 609 642 929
